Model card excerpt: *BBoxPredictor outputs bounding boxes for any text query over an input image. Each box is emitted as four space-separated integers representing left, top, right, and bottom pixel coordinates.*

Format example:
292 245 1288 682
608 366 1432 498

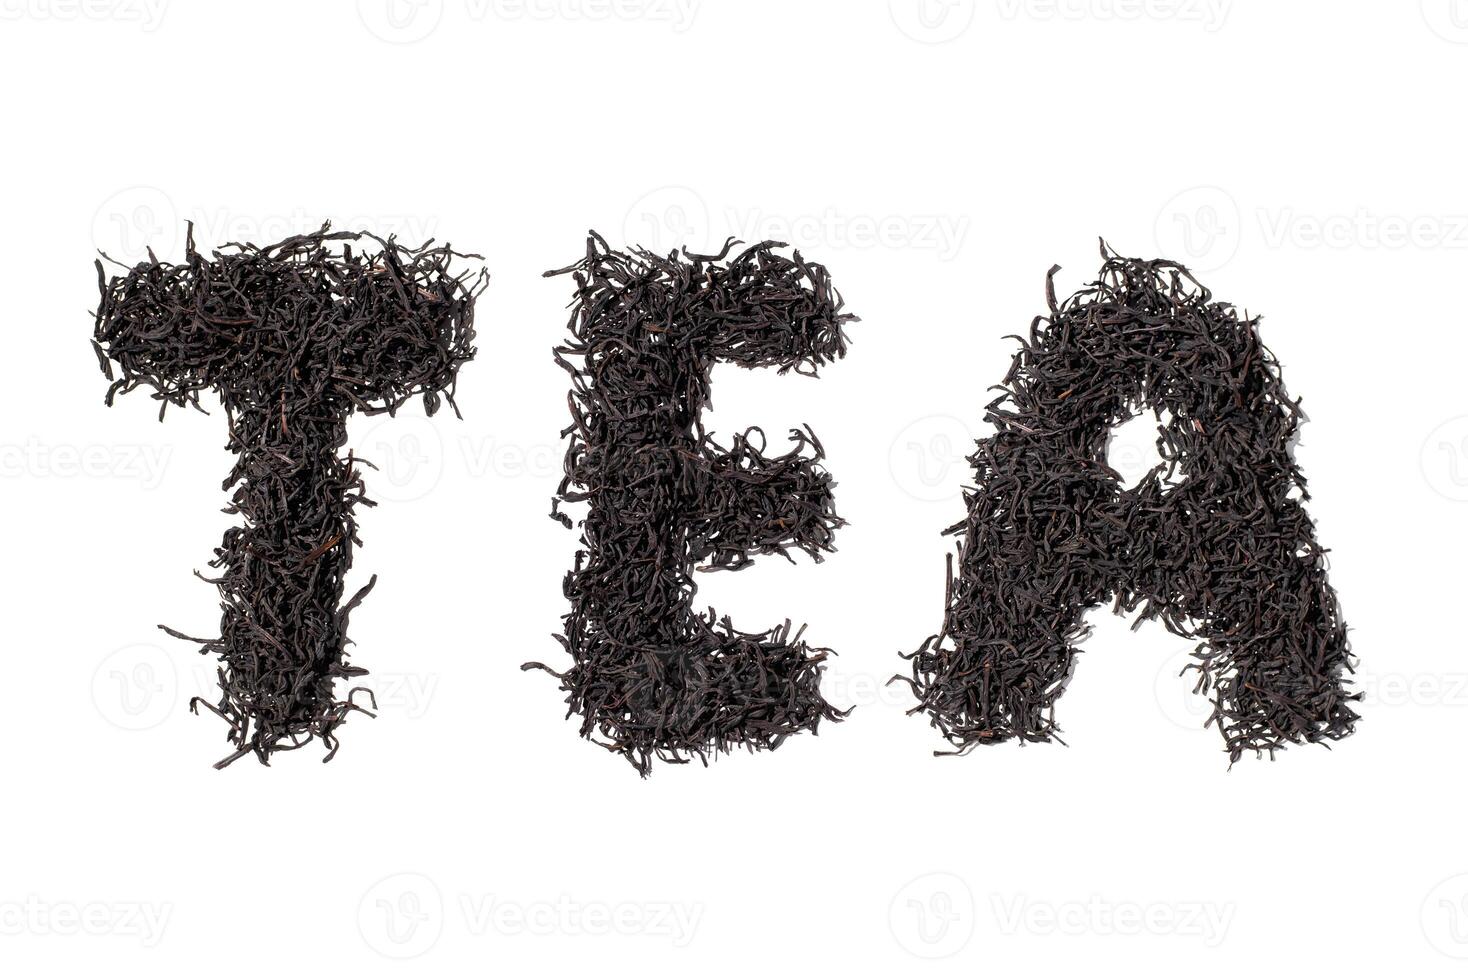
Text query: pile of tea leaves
900 243 1359 761
526 232 857 775
94 225 485 767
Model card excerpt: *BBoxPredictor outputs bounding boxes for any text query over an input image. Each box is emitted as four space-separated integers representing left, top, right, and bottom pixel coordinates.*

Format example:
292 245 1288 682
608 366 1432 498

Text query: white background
2 0 1466 975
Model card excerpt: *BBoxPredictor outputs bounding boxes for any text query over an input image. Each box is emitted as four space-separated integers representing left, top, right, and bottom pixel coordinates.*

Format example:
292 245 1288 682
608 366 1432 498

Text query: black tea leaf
93 224 486 767
900 243 1359 762
527 232 857 775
